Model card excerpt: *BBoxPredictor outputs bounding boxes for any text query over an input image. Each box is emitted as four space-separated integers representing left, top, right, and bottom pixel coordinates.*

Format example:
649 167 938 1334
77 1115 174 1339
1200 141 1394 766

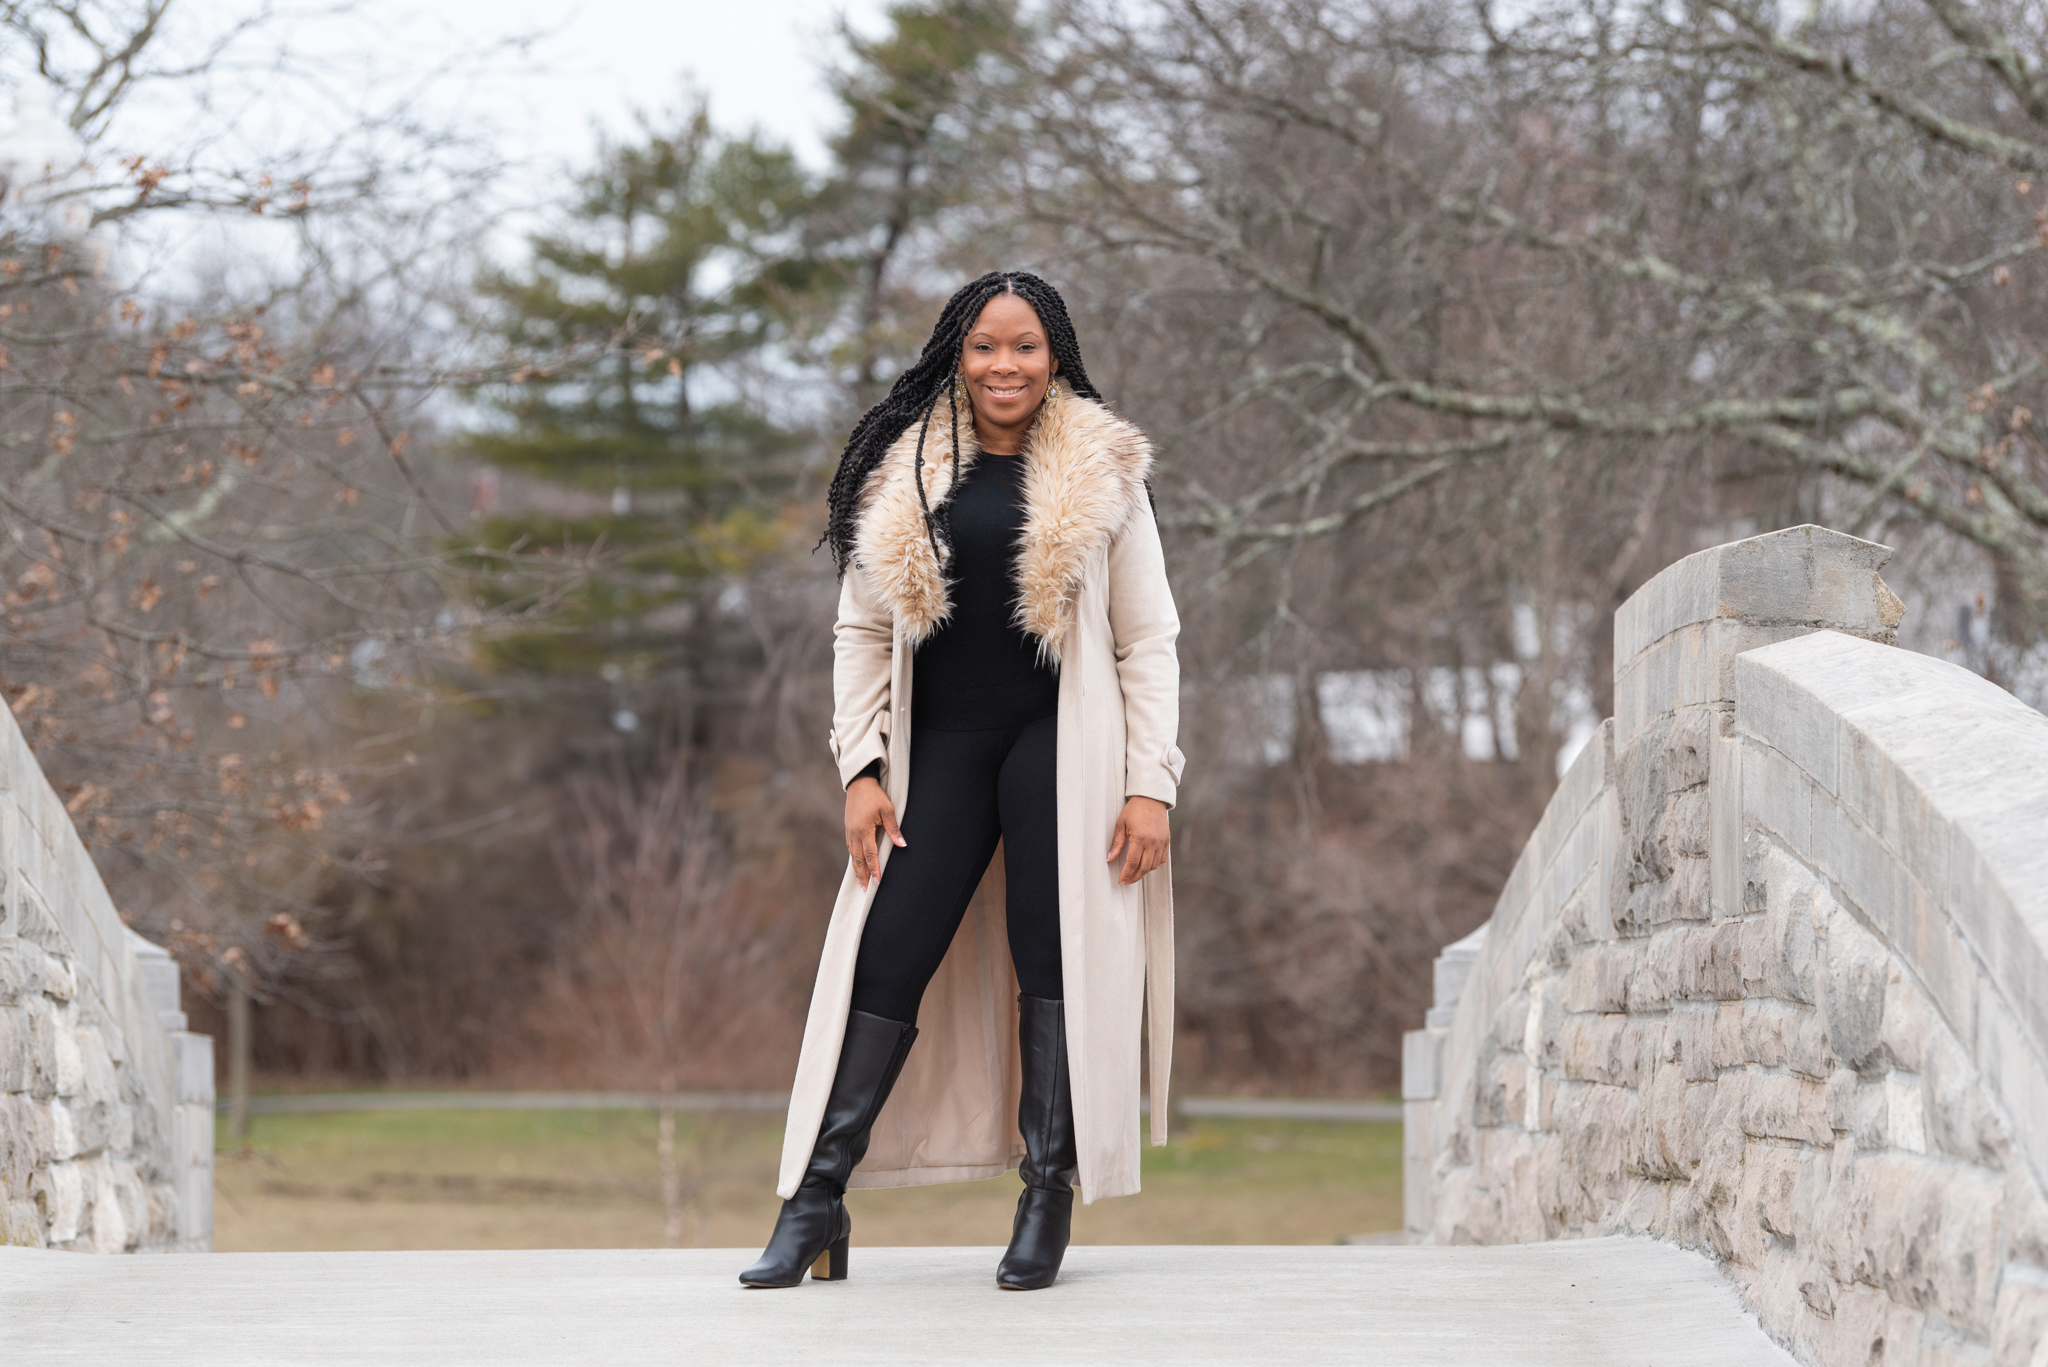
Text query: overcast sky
340 0 891 174
21 0 893 286
47 0 893 204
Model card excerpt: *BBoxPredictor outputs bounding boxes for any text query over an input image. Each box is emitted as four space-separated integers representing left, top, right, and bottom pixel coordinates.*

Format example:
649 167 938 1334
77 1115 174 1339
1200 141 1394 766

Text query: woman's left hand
1106 796 1171 886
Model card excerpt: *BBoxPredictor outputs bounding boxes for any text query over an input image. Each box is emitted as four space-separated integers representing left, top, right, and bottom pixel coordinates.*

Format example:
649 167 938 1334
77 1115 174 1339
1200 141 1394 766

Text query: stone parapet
0 700 211 1252
1405 525 2047 1365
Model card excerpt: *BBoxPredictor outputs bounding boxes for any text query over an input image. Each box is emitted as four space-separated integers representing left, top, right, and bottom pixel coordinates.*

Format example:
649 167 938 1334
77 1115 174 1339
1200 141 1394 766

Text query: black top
911 452 1060 732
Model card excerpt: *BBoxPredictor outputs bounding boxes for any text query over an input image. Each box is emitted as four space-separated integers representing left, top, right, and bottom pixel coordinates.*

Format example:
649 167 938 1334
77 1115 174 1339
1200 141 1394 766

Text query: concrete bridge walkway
3 1237 1792 1365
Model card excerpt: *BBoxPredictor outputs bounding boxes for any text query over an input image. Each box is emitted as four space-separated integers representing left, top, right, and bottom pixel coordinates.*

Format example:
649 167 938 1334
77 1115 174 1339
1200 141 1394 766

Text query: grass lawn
213 1108 1402 1252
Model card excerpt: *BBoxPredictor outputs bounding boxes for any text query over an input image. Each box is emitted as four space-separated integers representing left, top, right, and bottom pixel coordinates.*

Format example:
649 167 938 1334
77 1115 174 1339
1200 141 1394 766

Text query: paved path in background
230 1091 1405 1123
2 1240 1791 1366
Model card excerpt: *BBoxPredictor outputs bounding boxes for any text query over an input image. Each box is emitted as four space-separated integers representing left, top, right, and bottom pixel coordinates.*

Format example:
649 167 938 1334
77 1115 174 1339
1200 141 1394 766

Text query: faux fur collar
851 390 1153 664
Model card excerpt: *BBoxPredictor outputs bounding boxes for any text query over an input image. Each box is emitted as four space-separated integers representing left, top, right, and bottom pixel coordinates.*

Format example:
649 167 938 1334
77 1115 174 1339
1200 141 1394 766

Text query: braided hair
819 270 1104 576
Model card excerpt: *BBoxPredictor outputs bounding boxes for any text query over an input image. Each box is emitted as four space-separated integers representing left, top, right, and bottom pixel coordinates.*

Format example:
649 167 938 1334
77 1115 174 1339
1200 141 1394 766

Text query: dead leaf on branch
264 912 310 950
64 782 111 815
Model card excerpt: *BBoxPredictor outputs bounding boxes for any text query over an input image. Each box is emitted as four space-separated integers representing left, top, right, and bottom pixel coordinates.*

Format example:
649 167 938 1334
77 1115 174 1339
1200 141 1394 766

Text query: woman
740 271 1182 1291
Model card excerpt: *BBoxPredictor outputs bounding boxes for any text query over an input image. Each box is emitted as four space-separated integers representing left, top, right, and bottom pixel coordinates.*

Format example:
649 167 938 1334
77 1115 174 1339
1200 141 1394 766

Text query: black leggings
849 715 1063 1024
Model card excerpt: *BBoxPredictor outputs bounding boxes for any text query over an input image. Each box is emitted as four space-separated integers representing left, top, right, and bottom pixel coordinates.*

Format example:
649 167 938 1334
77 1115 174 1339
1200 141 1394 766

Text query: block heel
812 1235 849 1281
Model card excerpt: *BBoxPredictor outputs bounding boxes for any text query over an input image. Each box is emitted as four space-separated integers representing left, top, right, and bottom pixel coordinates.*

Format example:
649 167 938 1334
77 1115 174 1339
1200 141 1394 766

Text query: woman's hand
1106 795 1170 886
845 776 905 889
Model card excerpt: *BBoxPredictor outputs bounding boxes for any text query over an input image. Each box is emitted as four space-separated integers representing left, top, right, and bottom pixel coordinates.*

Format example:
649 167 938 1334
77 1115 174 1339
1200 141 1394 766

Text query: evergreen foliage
465 106 829 676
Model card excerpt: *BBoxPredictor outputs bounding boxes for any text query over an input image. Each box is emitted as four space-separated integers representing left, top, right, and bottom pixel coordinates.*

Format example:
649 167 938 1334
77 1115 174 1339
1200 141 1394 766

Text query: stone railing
1403 525 2048 1365
1 702 213 1251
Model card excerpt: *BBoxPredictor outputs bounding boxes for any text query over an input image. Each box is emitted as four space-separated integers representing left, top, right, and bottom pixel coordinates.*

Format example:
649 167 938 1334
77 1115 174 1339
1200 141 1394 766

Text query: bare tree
532 755 795 1245
0 1 585 1018
984 0 2048 623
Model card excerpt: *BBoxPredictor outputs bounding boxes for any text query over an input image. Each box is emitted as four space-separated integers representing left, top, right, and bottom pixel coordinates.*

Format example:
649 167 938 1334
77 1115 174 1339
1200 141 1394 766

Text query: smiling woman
742 271 1184 1293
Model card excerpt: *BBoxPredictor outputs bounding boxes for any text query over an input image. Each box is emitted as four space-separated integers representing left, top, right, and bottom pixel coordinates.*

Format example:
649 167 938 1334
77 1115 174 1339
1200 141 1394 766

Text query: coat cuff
832 725 890 791
1124 743 1185 808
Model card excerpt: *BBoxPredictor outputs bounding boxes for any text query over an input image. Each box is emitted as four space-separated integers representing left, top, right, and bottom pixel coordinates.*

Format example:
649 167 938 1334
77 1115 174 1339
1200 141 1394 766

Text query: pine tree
466 106 827 681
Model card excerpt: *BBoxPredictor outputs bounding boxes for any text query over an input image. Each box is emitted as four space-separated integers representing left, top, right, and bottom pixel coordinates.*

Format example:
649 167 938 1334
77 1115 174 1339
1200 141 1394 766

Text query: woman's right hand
845 776 905 889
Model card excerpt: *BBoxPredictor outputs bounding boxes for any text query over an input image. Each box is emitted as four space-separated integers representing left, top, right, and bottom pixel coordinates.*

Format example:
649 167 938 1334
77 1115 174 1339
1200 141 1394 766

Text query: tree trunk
228 978 251 1141
657 1091 684 1248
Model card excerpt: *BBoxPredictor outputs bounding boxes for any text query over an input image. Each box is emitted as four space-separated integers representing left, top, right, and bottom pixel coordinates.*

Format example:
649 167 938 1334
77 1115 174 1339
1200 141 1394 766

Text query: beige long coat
775 391 1182 1205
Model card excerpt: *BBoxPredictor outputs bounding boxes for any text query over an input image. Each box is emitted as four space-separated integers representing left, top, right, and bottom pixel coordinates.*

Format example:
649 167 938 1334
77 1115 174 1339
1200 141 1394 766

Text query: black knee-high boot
998 994 1076 1290
739 1010 917 1288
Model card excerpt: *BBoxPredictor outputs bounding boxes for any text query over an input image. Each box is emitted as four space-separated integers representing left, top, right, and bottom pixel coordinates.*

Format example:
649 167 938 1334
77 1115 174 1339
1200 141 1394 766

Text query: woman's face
960 292 1059 447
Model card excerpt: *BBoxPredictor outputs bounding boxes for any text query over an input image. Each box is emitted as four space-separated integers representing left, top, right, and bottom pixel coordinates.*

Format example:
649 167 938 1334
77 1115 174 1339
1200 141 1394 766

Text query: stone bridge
1404 526 2048 1365
5 526 2041 1365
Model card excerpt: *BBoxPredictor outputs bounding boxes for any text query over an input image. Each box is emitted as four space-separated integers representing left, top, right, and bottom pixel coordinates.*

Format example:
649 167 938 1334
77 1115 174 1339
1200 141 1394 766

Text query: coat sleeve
829 568 895 790
1106 497 1184 807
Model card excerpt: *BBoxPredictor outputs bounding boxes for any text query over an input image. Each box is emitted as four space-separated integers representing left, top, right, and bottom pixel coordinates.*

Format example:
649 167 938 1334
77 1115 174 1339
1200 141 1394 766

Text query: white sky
22 0 893 299
339 0 892 173
48 0 893 213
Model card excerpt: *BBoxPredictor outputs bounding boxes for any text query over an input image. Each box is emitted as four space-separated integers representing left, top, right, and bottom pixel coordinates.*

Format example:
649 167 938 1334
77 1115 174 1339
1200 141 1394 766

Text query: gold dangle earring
1044 378 1059 405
